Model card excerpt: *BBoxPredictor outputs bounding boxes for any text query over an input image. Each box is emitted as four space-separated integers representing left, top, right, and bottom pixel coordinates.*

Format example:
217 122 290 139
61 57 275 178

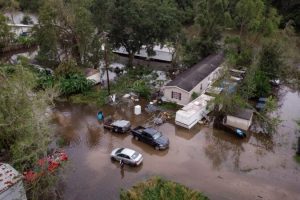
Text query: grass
294 155 300 164
120 177 209 200
159 102 181 111
69 89 108 106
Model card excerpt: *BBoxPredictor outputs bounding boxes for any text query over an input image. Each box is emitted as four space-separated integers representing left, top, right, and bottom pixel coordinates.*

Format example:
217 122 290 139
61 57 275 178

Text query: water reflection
204 129 246 170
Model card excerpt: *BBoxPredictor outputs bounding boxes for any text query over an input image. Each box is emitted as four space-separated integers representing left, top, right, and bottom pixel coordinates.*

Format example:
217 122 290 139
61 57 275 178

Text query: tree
35 0 99 67
18 0 42 12
182 0 228 66
109 0 180 67
259 42 283 80
0 13 14 48
234 0 265 37
0 65 60 199
0 0 19 24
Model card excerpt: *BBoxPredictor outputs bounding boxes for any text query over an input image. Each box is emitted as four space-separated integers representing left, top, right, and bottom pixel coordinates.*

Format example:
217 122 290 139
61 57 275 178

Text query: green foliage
16 35 36 46
109 0 181 66
18 0 42 12
70 89 108 106
191 92 199 100
132 80 151 98
258 42 283 80
0 13 14 48
159 102 180 110
234 0 265 36
37 72 55 89
54 59 81 77
35 0 98 67
21 15 34 24
120 177 209 200
59 73 94 96
0 65 61 199
253 70 271 97
294 155 300 164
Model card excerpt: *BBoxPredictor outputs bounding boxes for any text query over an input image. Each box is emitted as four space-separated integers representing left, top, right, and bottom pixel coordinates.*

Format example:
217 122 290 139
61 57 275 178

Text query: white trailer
175 94 215 129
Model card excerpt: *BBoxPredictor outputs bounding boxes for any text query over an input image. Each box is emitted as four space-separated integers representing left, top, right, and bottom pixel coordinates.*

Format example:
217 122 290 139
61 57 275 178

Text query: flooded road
53 87 300 200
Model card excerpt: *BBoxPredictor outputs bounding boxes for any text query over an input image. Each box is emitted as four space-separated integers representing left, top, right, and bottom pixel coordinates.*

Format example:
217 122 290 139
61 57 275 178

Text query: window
171 91 181 100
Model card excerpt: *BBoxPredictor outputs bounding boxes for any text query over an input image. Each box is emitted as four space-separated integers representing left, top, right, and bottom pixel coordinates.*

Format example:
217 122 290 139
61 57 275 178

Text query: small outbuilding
163 52 224 105
0 163 27 200
223 108 254 131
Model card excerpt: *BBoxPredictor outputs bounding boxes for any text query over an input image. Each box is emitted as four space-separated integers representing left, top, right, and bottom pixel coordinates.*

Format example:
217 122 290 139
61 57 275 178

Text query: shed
163 53 224 105
0 163 27 200
224 108 254 131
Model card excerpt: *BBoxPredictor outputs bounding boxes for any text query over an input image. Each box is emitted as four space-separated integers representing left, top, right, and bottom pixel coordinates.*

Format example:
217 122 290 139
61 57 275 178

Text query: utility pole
104 40 110 95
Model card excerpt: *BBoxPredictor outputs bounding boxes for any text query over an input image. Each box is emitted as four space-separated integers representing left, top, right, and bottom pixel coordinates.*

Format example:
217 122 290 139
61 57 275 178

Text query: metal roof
166 52 224 92
0 163 22 194
229 108 253 120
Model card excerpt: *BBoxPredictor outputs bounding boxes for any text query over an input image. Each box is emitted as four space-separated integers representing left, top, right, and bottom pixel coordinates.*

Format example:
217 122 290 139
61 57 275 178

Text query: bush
192 92 199 100
16 35 36 47
132 80 152 98
59 73 94 96
54 59 81 77
21 15 34 25
120 177 209 200
37 72 55 89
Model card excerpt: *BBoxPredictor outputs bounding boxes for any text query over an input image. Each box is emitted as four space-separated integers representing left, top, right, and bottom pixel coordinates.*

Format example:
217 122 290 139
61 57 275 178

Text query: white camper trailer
175 94 215 129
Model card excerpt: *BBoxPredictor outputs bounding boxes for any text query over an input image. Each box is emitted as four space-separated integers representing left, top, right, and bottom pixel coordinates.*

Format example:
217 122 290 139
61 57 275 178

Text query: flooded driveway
53 87 300 200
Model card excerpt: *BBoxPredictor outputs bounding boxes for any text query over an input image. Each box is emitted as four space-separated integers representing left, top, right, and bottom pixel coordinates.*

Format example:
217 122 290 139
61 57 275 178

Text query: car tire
113 128 118 133
111 157 116 161
134 136 139 141
155 146 160 150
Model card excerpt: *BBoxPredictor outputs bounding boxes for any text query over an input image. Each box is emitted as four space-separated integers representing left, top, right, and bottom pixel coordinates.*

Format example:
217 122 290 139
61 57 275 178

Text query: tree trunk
128 52 134 67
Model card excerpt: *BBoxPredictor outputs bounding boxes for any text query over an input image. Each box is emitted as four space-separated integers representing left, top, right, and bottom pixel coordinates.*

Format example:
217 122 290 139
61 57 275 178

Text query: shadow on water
130 138 169 156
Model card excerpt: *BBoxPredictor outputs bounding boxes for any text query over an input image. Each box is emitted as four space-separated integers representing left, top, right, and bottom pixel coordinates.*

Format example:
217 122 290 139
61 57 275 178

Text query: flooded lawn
53 87 300 200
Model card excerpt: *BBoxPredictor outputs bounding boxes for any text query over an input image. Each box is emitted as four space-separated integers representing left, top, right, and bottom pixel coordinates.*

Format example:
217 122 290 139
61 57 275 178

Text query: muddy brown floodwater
52 86 300 200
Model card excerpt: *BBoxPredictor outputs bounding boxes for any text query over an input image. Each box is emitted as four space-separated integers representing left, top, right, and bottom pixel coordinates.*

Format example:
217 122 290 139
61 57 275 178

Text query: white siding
163 87 190 105
163 66 223 106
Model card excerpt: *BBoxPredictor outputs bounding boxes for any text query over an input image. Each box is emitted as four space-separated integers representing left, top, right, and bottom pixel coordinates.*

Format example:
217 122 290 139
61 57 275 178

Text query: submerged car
110 148 143 166
104 118 131 133
131 126 169 150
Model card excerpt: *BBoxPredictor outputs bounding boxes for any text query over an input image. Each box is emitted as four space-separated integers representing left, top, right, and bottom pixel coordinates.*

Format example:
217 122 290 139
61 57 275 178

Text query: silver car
110 148 143 166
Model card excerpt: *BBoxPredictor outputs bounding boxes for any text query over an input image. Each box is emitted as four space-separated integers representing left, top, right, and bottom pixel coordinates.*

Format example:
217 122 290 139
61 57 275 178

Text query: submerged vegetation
120 177 209 200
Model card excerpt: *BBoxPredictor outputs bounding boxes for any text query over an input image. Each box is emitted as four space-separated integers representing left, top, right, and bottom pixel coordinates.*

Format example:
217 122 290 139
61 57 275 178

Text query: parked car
104 118 131 133
131 126 169 150
110 148 143 166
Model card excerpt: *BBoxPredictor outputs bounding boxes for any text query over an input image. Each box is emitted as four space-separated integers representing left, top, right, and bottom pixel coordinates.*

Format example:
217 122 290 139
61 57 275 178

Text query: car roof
144 128 159 136
120 148 136 156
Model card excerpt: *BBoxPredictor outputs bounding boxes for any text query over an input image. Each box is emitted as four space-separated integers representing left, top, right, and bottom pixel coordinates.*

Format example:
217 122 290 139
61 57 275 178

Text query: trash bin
134 105 141 115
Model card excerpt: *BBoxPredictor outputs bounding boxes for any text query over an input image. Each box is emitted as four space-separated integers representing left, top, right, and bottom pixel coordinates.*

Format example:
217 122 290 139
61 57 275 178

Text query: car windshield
116 148 124 154
153 132 161 140
131 152 139 159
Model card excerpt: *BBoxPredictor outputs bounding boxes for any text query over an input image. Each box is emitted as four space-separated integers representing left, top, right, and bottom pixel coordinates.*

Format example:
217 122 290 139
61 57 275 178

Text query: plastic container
134 105 141 115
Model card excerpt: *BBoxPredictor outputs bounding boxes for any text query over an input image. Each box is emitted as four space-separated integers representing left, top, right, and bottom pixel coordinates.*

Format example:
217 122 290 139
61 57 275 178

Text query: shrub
120 177 209 200
59 73 94 96
192 92 199 100
132 80 152 98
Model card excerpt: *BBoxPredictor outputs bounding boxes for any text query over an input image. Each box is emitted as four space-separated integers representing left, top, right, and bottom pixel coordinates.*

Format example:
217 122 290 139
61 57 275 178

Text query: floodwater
53 87 300 200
